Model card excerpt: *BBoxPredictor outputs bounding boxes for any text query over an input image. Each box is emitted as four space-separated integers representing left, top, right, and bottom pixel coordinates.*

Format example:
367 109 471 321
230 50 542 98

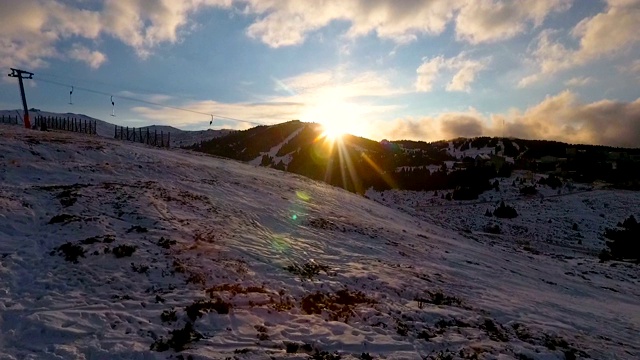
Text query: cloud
0 0 576 68
416 53 488 92
439 113 485 138
415 57 443 92
0 0 232 69
520 0 640 86
455 0 571 44
623 59 640 81
242 0 572 47
564 76 594 87
243 0 460 47
68 44 107 69
375 108 484 141
378 91 640 147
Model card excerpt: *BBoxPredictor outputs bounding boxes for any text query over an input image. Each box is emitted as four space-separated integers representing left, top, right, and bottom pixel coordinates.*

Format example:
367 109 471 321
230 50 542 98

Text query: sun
320 121 347 141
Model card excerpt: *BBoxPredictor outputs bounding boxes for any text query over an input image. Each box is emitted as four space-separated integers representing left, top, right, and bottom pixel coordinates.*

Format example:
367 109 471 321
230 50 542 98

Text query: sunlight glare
300 89 368 139
320 122 347 141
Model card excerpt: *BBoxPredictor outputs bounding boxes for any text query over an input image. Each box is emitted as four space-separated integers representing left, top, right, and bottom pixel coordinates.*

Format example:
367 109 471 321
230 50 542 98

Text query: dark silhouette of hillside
191 121 640 194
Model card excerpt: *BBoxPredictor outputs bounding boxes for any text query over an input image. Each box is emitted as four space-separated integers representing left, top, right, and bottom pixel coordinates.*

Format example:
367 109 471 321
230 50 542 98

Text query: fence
0 115 20 125
34 116 96 135
114 125 170 148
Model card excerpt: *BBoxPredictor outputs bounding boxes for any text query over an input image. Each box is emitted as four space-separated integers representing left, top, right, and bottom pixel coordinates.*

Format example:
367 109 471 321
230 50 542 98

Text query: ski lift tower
8 68 34 129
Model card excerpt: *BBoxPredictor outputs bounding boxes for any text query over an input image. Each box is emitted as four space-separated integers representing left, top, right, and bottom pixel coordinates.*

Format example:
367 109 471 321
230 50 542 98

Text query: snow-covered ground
248 126 306 168
0 110 231 148
1 124 639 359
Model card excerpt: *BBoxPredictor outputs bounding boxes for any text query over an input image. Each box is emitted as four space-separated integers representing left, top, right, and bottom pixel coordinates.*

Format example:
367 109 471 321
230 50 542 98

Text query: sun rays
312 123 396 194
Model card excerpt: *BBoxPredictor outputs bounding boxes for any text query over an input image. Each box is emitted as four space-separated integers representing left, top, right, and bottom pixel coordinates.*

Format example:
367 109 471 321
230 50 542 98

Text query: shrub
309 351 342 360
157 237 176 249
150 322 202 352
452 186 481 200
519 186 537 196
48 214 80 225
539 174 562 189
284 342 300 353
300 289 375 322
127 225 148 233
160 309 177 323
603 215 640 260
185 298 231 321
113 244 137 258
480 319 509 342
52 242 85 263
415 290 462 308
285 262 330 279
493 201 518 219
131 263 149 274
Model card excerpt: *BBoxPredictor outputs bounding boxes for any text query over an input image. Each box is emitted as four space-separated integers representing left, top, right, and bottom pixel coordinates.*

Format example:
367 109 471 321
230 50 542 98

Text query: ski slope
1 124 638 359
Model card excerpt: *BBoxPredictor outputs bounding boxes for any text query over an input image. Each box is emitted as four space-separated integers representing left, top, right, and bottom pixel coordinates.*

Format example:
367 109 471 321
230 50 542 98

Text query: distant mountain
193 123 640 193
0 110 233 147
3 109 639 191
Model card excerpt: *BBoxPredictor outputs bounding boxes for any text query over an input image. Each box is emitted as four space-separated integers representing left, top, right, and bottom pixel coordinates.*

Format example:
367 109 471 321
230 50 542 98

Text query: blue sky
1 0 639 146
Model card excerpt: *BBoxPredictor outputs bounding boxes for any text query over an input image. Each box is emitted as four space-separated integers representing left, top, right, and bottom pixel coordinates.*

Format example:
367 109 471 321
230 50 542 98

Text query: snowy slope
248 126 306 167
1 124 639 359
0 110 231 148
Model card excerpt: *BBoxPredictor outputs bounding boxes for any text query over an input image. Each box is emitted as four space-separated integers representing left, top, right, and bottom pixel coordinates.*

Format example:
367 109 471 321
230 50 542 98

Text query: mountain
193 123 640 193
1 119 639 359
4 109 640 192
0 110 232 147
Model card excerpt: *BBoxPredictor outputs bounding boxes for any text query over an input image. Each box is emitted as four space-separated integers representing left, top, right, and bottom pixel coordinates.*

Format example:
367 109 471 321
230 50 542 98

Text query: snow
0 110 231 148
446 141 495 159
248 126 305 167
1 124 639 359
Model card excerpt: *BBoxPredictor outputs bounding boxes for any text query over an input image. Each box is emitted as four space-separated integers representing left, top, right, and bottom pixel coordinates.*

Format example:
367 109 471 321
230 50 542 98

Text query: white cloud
68 44 107 69
416 53 488 92
0 0 232 69
415 57 444 92
0 0 577 69
241 0 572 48
564 76 594 87
455 0 571 44
243 0 460 47
520 0 640 86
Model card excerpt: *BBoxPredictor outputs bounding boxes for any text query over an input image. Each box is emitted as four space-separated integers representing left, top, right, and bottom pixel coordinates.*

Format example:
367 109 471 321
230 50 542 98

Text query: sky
1 0 639 147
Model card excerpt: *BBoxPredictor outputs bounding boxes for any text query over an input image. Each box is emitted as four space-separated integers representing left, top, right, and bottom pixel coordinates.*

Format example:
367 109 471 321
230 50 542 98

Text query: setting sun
320 122 347 141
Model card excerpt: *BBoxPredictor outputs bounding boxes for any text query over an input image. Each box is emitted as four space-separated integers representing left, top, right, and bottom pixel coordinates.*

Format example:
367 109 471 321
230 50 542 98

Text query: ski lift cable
35 77 273 126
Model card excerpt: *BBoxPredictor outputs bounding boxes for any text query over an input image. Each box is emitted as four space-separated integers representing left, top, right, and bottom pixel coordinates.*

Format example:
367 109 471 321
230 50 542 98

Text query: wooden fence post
167 132 170 148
